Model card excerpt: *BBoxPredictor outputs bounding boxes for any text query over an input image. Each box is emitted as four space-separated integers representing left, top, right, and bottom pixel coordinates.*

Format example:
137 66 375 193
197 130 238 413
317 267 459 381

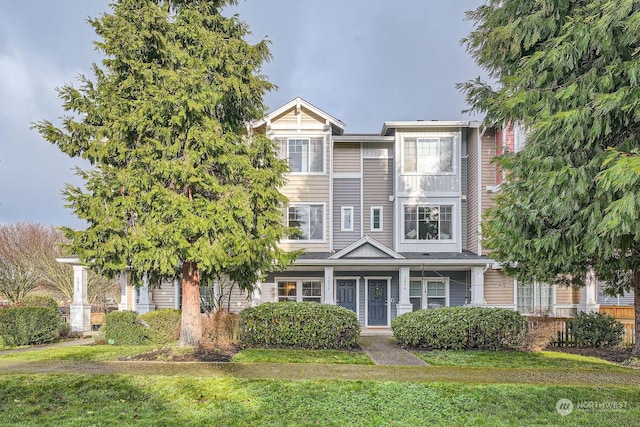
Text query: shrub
520 318 557 351
58 321 72 339
138 309 181 344
15 295 59 311
202 310 240 348
0 306 60 346
568 312 624 348
103 311 148 345
240 302 360 349
392 306 525 350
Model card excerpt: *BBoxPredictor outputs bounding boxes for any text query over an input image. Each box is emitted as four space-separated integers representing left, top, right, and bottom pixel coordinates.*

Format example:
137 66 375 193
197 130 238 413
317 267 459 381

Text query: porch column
136 273 155 314
70 265 91 333
252 281 262 307
580 268 600 313
174 278 180 310
396 266 413 316
118 271 128 311
324 267 335 304
470 266 486 306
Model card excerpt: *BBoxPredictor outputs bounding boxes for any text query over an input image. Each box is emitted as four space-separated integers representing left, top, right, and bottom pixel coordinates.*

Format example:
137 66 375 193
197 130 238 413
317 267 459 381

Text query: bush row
240 302 360 349
0 306 61 346
103 309 182 345
392 306 525 350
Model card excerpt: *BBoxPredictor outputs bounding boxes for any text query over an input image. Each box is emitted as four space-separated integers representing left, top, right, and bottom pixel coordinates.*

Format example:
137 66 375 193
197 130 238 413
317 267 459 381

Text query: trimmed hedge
0 306 60 346
14 295 59 311
103 311 148 345
568 312 624 348
139 309 181 344
240 302 360 349
392 306 525 350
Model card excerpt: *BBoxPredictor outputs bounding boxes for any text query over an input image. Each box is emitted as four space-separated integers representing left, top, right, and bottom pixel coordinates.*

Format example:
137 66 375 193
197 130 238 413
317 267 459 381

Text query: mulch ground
120 345 240 362
549 346 635 364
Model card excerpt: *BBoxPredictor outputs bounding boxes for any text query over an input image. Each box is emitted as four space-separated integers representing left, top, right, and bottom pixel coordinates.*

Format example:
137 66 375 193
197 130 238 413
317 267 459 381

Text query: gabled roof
329 236 405 260
254 97 346 134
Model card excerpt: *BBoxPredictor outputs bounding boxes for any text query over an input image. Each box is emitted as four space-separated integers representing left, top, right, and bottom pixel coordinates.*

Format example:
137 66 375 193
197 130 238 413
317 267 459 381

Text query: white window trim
422 277 450 309
401 203 454 243
370 206 383 232
341 206 354 232
283 202 326 243
275 278 324 303
401 133 457 176
286 136 326 175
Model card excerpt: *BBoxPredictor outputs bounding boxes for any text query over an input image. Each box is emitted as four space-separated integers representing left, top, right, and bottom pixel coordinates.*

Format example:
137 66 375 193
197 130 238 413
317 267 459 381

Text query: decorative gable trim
330 235 405 260
254 97 346 133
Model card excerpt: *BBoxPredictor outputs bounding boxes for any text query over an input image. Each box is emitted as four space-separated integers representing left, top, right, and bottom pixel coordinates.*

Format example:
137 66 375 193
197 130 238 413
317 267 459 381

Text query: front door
367 279 387 326
336 279 357 313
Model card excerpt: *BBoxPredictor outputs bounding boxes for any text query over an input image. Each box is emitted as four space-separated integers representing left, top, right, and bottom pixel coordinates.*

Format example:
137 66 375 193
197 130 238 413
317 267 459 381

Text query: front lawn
231 348 373 365
414 349 629 371
0 374 638 426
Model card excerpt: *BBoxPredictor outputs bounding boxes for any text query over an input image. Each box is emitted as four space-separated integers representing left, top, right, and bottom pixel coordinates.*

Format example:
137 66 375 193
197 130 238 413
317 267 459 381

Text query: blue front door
367 280 387 326
337 279 357 313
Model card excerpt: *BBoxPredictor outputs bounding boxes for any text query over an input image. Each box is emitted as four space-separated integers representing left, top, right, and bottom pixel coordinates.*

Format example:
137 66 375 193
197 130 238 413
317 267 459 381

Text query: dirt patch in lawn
550 346 635 364
119 345 240 362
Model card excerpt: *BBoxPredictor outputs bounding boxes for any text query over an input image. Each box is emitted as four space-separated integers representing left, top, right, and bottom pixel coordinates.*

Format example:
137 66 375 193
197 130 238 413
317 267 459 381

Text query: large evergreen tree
460 0 640 352
35 0 295 346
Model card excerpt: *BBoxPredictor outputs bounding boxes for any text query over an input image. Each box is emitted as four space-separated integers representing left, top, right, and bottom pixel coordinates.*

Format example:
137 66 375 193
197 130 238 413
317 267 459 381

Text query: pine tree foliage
34 0 296 345
460 0 640 352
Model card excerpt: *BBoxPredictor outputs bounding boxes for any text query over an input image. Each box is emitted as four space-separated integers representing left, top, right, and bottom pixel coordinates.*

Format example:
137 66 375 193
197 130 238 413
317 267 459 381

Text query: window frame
402 204 453 242
276 278 323 303
285 203 325 242
402 135 455 175
286 137 325 175
410 277 450 311
341 206 354 232
370 206 383 232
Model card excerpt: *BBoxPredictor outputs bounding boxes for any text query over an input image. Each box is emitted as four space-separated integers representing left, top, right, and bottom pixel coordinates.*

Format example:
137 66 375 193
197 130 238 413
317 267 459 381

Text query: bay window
403 136 453 174
404 205 452 240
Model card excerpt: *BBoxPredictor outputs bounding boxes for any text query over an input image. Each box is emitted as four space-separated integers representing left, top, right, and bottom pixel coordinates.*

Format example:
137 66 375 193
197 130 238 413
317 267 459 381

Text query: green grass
0 374 638 426
414 349 628 371
231 348 373 365
0 344 160 362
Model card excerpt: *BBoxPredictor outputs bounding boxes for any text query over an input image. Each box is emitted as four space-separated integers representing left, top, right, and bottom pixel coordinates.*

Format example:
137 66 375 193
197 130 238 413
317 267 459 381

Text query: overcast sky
0 0 485 228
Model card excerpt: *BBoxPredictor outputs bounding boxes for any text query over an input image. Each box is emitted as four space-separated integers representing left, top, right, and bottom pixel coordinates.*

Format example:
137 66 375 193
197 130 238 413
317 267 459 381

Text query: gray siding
598 282 635 305
333 178 361 250
410 270 469 307
363 158 393 247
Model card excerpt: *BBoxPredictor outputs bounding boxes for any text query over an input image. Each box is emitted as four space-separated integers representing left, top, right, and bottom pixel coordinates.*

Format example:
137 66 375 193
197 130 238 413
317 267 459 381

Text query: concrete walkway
358 335 428 366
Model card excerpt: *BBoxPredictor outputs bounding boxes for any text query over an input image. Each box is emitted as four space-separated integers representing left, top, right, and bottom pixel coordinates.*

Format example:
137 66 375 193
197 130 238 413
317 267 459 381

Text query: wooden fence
526 316 635 347
599 305 635 320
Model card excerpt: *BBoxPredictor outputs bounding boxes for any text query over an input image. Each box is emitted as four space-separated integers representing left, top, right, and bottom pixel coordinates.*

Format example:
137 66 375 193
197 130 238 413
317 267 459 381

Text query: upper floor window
371 206 383 231
404 205 452 241
288 138 324 173
341 206 354 232
287 204 324 241
403 137 453 174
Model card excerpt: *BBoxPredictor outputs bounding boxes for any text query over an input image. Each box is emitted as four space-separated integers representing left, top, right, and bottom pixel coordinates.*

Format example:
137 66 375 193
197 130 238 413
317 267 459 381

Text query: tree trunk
179 261 202 347
634 270 640 356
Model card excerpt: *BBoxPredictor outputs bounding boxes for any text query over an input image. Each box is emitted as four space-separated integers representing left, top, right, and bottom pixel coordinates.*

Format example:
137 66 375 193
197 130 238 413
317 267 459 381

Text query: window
371 206 383 231
517 281 552 315
288 138 324 173
403 137 453 173
426 280 446 308
277 280 322 302
404 205 452 240
287 204 324 241
341 206 354 231
409 280 422 311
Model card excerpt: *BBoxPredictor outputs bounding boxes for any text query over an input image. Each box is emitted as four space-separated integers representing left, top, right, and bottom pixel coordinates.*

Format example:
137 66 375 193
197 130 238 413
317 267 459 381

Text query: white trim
341 206 354 232
333 172 362 179
400 133 458 177
329 235 405 260
334 276 360 316
370 206 384 232
422 277 450 309
283 202 327 243
382 120 481 135
255 96 346 130
364 276 392 327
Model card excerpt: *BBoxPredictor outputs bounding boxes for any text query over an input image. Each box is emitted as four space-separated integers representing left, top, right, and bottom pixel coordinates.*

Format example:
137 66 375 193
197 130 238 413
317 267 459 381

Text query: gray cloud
0 0 484 227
